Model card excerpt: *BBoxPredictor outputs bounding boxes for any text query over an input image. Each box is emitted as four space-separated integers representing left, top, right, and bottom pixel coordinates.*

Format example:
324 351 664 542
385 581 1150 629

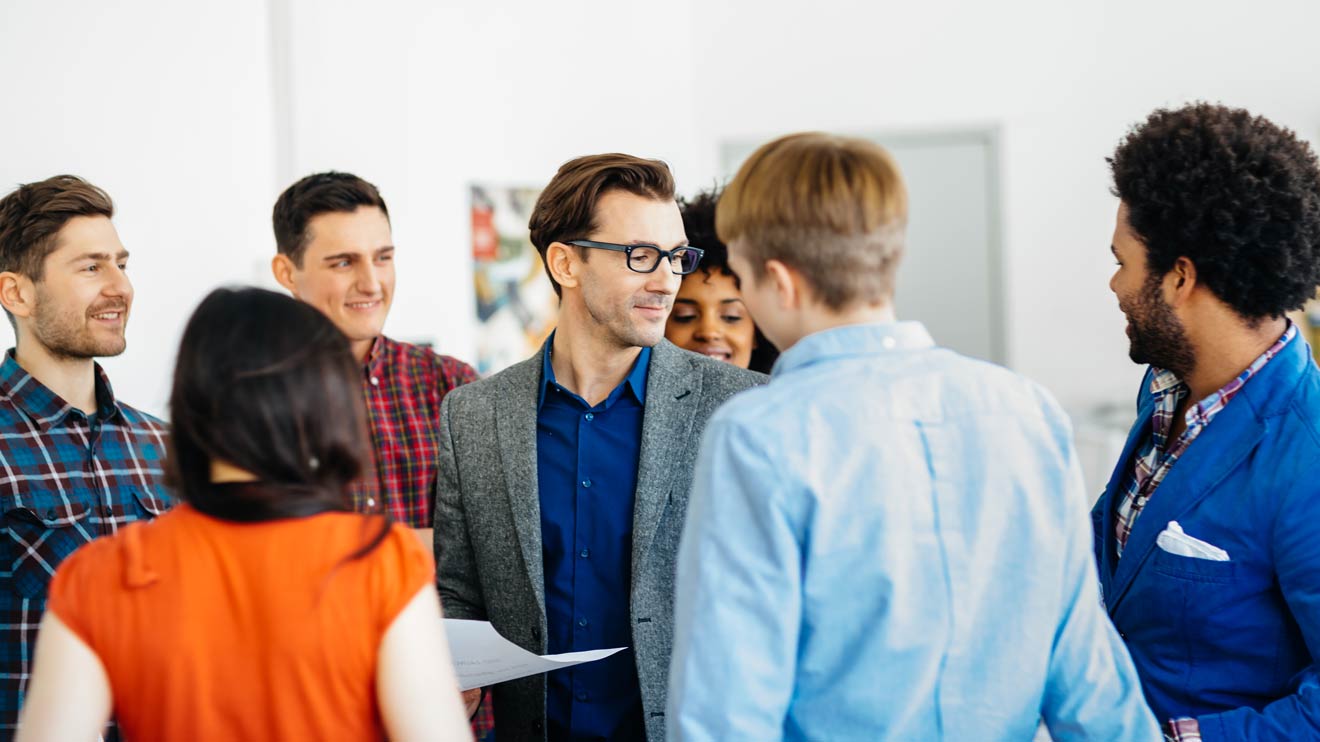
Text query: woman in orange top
16 287 472 741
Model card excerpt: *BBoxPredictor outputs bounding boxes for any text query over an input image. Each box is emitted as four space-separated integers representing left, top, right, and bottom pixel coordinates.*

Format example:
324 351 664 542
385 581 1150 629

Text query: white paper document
444 619 626 691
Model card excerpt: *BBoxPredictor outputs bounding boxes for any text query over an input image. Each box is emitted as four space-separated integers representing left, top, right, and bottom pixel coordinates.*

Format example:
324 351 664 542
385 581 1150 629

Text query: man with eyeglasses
434 153 764 741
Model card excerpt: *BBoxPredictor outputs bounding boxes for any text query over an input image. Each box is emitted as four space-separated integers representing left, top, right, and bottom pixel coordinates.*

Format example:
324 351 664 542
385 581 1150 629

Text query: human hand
462 688 483 718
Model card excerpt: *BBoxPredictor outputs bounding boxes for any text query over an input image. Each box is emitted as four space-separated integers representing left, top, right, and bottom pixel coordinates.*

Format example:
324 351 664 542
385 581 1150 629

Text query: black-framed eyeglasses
566 240 705 275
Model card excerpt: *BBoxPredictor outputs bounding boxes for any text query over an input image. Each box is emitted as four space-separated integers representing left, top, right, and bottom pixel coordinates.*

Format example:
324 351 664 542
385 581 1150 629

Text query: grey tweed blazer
434 338 764 741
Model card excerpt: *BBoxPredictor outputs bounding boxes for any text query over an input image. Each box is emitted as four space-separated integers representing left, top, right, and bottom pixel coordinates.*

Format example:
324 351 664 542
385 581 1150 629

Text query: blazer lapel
1106 396 1267 612
1098 395 1156 594
493 352 547 611
631 342 701 571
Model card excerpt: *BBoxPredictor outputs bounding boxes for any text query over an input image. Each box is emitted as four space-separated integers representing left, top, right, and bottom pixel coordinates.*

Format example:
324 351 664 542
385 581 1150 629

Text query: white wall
280 0 700 364
3 0 1319 427
0 0 279 417
684 0 1320 414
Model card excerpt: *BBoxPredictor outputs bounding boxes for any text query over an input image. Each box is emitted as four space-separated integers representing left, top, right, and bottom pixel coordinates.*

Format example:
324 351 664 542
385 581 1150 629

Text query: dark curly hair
1109 102 1320 320
680 188 780 373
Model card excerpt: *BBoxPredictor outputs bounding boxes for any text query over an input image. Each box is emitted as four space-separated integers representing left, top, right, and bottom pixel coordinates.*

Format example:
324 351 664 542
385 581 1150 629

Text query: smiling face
569 190 686 349
28 215 133 360
276 206 394 351
665 269 756 367
1109 202 1195 374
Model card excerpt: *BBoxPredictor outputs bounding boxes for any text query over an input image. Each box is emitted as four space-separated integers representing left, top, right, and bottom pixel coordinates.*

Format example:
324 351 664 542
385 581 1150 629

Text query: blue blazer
1092 335 1320 740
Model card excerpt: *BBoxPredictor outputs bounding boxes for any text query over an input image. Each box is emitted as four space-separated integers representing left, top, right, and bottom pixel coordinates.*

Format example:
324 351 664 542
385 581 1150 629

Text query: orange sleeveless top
48 503 433 742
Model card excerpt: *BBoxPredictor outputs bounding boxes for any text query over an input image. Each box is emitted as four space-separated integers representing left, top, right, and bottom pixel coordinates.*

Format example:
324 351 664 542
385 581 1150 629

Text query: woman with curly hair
665 189 779 374
1094 102 1320 740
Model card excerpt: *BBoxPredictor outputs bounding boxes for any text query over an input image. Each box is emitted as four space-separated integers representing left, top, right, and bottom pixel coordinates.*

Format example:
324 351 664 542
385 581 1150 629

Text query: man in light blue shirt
666 132 1159 741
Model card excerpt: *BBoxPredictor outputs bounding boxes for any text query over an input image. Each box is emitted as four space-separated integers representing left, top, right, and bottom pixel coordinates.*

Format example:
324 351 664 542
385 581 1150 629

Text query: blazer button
532 719 544 733
532 626 541 642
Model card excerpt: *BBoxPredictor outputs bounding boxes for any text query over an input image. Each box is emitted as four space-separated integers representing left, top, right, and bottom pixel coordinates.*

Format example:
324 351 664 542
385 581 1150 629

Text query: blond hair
717 132 908 309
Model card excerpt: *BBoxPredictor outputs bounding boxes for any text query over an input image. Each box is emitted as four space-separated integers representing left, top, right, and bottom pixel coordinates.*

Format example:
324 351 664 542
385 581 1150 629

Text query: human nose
695 313 723 340
646 262 680 295
103 263 132 301
355 261 382 294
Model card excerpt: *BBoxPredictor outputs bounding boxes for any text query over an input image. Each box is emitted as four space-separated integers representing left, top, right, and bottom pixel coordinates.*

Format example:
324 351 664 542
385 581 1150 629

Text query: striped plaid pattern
1115 322 1297 555
1166 717 1202 740
0 351 170 738
353 336 492 737
353 336 478 527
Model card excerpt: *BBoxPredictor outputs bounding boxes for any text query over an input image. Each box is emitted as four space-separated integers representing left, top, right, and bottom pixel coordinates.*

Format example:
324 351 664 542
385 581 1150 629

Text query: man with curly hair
1095 102 1320 741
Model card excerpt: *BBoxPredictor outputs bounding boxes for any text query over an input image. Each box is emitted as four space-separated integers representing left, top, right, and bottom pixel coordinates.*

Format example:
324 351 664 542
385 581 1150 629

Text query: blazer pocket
1152 546 1236 584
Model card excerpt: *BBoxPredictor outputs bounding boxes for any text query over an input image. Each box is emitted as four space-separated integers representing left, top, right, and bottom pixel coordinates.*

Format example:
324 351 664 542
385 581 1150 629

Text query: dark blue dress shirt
537 339 649 741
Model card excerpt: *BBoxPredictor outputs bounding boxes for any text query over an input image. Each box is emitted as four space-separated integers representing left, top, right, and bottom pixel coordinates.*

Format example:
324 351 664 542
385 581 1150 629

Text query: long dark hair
167 287 388 557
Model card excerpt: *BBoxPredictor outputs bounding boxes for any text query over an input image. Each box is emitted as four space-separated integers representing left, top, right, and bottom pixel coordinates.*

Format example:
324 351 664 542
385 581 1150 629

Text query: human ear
763 260 799 310
546 242 581 291
1167 256 1198 305
0 272 35 320
271 254 299 295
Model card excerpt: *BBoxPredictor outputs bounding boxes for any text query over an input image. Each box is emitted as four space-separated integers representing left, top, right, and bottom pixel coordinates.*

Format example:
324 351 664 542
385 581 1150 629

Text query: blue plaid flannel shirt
0 351 170 738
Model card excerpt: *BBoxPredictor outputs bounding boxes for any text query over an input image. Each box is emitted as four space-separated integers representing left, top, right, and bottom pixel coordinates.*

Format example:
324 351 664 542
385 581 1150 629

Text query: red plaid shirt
349 337 494 737
351 336 477 527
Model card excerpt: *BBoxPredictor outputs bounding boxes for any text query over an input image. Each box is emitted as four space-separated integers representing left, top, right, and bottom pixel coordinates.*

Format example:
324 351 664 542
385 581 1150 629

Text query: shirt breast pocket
3 498 94 601
131 483 172 517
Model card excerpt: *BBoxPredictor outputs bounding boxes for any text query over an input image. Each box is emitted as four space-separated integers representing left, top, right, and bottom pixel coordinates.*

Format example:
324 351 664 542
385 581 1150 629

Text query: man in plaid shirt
0 175 170 739
1095 103 1320 741
270 172 489 736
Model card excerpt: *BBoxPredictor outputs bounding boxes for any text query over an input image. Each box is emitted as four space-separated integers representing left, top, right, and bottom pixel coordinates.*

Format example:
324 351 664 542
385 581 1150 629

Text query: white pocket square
1156 521 1230 562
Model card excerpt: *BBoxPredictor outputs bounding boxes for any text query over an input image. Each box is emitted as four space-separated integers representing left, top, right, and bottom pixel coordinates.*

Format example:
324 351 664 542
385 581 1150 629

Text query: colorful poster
471 184 557 374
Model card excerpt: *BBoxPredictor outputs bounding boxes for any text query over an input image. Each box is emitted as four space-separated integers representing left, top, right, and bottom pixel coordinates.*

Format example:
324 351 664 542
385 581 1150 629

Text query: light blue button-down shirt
667 322 1158 741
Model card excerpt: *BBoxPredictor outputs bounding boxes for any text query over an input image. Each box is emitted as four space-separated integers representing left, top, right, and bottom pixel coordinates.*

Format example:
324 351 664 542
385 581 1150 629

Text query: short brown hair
0 174 115 281
273 172 389 267
717 132 908 310
528 153 676 297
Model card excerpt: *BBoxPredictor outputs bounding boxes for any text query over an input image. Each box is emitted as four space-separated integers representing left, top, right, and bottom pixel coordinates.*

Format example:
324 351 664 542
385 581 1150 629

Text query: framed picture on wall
470 184 557 375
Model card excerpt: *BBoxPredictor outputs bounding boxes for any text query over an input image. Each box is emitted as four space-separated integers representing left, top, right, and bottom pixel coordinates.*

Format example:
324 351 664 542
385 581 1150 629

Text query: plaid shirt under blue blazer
0 351 170 739
1092 333 1320 740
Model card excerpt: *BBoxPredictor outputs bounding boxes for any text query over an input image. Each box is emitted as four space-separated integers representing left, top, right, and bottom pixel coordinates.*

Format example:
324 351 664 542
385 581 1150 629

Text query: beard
1123 273 1194 376
579 274 671 350
32 290 128 361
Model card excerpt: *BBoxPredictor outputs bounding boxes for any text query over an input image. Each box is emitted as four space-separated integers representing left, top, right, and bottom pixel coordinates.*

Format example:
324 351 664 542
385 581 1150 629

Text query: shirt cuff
1165 717 1201 741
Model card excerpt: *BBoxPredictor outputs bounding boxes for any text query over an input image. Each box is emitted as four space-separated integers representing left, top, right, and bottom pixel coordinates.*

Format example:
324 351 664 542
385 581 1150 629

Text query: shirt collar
538 332 651 411
363 335 388 376
0 349 123 430
772 321 936 377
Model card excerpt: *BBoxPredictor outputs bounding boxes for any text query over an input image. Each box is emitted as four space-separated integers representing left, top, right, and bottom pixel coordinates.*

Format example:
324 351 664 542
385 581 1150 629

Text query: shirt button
581 479 592 488
370 376 380 386
584 412 594 421
366 497 376 507
576 690 590 701
577 618 589 628
579 548 590 558
882 336 897 349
